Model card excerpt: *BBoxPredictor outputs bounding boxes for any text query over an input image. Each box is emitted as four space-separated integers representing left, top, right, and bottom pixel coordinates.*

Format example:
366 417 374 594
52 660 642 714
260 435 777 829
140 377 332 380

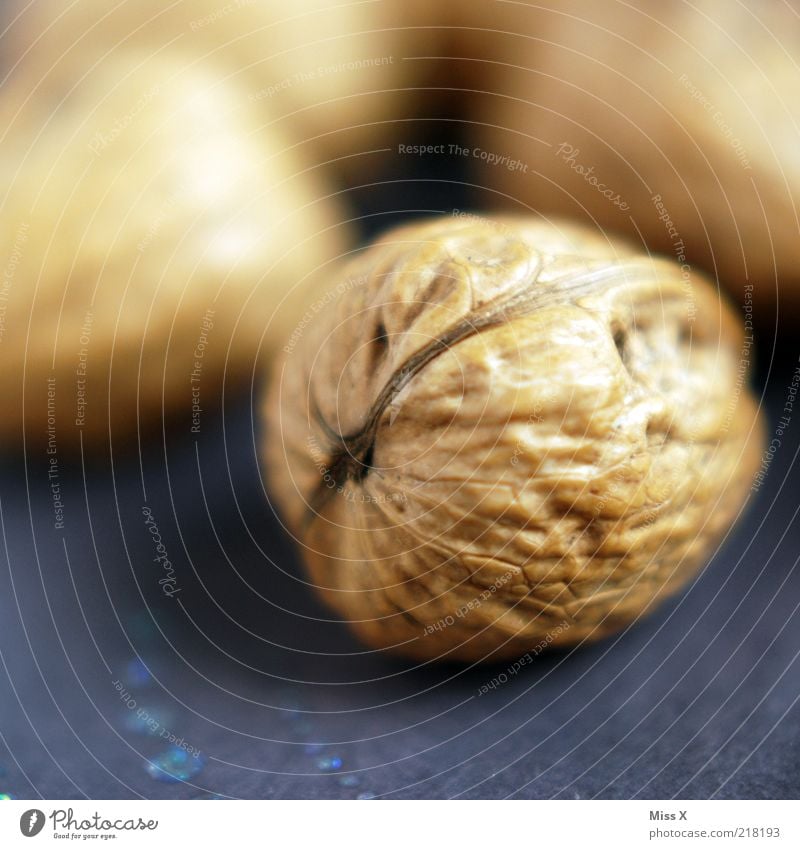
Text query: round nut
7 0 420 174
266 215 763 662
468 0 800 316
0 53 350 446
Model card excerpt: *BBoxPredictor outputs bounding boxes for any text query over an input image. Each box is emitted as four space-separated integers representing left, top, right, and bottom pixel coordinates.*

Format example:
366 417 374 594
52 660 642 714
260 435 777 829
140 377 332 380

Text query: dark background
1 135 799 801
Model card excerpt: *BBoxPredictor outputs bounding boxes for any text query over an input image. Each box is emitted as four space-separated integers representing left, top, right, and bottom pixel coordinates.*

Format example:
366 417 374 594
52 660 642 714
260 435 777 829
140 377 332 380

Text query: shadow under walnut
265 215 764 663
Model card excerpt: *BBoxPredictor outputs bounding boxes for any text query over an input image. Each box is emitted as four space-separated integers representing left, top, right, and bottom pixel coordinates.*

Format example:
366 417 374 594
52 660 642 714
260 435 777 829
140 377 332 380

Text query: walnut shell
0 53 350 446
467 0 800 315
6 0 422 175
266 216 763 662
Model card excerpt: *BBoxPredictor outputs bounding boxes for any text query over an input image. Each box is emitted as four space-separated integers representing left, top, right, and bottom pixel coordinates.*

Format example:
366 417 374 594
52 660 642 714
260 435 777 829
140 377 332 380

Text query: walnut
7 0 420 176
468 0 800 314
0 54 349 445
266 216 763 662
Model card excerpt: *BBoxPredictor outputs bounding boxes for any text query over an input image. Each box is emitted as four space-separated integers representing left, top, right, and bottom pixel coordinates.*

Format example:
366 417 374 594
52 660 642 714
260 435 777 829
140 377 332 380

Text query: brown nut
265 215 763 663
0 53 350 447
466 0 800 317
6 0 426 176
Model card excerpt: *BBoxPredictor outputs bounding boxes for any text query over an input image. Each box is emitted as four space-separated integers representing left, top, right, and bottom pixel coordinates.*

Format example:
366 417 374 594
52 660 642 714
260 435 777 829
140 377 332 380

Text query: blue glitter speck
125 657 152 687
317 756 342 772
338 774 360 788
146 746 205 783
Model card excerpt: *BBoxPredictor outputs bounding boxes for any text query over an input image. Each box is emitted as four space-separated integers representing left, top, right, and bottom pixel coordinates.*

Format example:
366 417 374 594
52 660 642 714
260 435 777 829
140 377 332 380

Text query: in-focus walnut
266 216 763 662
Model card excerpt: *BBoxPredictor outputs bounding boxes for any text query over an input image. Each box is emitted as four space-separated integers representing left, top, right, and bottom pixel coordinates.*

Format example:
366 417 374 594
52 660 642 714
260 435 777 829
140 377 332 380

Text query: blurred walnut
466 0 800 319
5 0 430 177
0 53 350 447
266 215 762 662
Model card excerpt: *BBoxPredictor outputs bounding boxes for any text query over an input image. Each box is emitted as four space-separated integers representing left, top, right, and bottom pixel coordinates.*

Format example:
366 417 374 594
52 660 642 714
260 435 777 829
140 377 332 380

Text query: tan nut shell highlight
0 55 350 446
266 216 763 662
467 0 800 314
7 0 424 173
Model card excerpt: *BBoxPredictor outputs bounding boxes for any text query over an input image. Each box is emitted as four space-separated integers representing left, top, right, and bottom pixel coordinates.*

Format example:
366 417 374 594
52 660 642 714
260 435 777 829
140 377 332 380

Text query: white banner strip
1 799 798 847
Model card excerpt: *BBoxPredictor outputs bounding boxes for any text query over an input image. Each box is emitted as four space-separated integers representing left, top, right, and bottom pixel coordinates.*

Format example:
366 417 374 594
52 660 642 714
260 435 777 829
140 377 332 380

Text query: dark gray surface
1 158 799 800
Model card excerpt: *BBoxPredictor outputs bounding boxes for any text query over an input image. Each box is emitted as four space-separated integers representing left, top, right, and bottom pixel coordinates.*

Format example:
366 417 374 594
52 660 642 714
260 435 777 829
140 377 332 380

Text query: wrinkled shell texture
0 54 349 444
267 217 763 662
